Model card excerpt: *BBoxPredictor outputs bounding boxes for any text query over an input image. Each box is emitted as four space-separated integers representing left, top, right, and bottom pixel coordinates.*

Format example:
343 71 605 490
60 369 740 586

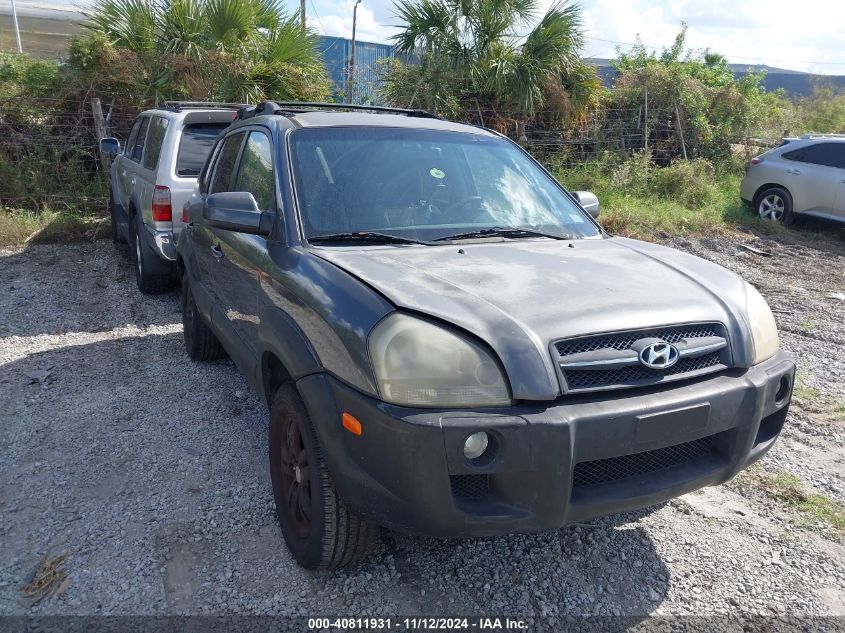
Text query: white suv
741 135 845 225
100 102 240 293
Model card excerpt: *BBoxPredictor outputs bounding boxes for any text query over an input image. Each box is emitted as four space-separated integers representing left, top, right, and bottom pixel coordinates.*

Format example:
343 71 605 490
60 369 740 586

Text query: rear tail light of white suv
151 185 172 221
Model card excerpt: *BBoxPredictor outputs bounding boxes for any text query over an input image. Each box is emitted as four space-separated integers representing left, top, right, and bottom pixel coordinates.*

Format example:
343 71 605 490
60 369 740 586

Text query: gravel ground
1 231 844 626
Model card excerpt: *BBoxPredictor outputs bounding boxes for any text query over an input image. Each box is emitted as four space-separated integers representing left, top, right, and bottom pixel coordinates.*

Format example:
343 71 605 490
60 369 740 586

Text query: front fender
257 307 324 405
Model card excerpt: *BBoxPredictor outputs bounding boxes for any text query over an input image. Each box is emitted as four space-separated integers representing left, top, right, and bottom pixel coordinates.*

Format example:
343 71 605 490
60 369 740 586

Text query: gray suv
100 102 240 293
178 102 795 570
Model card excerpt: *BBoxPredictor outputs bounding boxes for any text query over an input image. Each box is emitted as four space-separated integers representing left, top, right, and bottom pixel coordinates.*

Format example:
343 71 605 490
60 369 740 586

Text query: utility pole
347 0 361 104
300 0 306 32
10 0 23 53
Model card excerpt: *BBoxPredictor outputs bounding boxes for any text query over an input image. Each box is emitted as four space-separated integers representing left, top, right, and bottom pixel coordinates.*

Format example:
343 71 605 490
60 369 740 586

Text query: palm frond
85 0 159 54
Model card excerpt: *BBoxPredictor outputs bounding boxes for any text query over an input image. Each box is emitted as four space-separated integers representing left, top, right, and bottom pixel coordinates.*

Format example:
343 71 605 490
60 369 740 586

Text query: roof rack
159 101 251 112
799 133 845 139
236 101 439 121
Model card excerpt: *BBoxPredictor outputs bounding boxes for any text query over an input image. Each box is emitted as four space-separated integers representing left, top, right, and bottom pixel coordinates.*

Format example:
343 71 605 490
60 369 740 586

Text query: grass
0 207 109 248
748 468 845 534
553 156 788 241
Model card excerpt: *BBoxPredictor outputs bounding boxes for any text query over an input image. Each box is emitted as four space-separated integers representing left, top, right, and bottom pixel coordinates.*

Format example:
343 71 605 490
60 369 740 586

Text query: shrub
647 159 717 209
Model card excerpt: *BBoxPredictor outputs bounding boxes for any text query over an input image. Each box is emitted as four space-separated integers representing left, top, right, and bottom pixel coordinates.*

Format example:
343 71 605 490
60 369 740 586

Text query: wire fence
0 94 141 211
0 94 769 212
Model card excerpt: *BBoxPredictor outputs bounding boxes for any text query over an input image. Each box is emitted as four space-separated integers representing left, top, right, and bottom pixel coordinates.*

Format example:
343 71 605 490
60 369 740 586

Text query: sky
10 0 845 74
300 0 845 75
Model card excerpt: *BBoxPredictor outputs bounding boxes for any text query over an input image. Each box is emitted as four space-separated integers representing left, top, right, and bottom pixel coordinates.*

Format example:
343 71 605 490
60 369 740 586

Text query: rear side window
142 116 169 170
208 132 245 194
783 142 845 169
177 124 229 177
233 131 275 211
130 117 150 162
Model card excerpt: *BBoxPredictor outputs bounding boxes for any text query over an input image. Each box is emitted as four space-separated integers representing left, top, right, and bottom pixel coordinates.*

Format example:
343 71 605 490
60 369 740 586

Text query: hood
313 237 753 400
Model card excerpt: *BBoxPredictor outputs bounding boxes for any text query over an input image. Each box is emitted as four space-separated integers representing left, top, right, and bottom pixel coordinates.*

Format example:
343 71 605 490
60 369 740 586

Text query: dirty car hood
313 237 753 400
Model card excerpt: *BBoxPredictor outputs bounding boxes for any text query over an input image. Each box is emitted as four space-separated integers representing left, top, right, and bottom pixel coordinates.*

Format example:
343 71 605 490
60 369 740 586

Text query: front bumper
298 350 795 537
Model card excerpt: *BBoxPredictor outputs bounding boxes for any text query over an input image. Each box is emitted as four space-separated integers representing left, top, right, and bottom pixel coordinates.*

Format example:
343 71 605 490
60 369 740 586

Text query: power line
584 35 844 68
308 0 326 34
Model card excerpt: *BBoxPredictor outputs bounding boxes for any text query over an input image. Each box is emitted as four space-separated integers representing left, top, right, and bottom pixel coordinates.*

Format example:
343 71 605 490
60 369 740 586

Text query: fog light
775 375 791 405
463 431 489 460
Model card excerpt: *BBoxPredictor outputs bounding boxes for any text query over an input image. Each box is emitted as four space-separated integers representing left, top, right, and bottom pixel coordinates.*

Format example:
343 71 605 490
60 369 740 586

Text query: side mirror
573 191 600 219
99 137 121 156
204 191 274 236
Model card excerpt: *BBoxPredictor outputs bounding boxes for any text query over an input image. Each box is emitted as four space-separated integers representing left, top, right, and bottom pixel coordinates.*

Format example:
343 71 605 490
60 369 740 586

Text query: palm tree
390 0 589 129
84 0 328 102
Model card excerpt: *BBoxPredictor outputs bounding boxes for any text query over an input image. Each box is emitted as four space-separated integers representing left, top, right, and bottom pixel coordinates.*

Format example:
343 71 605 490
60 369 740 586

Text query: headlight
368 313 511 408
745 282 779 365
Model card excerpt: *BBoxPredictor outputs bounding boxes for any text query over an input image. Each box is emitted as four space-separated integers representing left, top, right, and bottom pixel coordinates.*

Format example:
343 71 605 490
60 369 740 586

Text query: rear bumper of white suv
145 224 176 261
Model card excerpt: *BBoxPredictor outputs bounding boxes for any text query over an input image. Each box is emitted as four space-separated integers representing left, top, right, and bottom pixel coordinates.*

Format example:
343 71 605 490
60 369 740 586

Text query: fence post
91 97 111 177
643 79 649 184
674 101 688 160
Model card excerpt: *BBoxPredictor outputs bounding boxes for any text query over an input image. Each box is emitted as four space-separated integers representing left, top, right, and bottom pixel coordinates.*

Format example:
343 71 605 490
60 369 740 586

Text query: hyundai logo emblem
639 342 680 369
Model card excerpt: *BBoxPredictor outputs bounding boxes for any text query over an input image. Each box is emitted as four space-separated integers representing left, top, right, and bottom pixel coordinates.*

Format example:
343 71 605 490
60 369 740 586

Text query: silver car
741 134 845 225
100 102 240 293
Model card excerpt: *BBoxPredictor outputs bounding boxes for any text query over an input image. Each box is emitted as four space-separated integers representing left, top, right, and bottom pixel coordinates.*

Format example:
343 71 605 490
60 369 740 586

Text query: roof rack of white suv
158 101 250 112
799 133 845 139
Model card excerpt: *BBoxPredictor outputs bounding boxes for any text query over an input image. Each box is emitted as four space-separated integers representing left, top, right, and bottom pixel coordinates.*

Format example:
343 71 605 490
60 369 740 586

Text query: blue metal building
317 35 400 104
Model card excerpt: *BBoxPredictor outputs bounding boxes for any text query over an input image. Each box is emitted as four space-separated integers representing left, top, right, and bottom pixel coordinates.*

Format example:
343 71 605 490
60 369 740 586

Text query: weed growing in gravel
791 375 821 403
746 468 845 535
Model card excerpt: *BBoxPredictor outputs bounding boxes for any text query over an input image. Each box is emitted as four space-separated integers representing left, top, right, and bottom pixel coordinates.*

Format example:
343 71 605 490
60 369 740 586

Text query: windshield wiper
308 231 432 245
433 227 571 242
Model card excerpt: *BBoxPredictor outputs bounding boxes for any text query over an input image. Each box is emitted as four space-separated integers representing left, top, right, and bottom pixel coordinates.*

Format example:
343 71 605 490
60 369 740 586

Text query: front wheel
755 187 793 225
269 383 378 569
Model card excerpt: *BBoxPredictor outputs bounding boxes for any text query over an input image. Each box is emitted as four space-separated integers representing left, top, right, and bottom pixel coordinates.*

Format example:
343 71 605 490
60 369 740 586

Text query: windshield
290 127 600 242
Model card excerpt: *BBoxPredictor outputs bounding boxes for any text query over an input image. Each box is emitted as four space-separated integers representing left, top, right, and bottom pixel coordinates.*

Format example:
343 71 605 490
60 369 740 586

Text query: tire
108 191 126 244
269 383 378 570
755 187 794 225
181 277 226 362
130 212 174 294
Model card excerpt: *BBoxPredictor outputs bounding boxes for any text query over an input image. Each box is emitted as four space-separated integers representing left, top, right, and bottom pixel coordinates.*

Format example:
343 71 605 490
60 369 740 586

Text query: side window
130 117 150 163
124 118 142 156
784 143 845 168
208 132 245 194
233 131 276 211
142 116 169 170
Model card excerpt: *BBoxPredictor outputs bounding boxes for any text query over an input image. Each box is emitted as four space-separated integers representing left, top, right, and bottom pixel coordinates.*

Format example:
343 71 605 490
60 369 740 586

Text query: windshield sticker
569 214 585 223
429 167 446 179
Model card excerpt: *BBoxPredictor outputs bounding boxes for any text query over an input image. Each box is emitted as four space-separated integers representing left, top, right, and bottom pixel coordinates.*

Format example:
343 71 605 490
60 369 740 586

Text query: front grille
553 323 729 393
572 433 722 488
450 474 490 499
565 351 722 390
555 324 720 357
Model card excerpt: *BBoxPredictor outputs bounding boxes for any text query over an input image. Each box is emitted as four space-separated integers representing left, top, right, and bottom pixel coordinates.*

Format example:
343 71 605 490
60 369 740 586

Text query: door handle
787 169 801 175
131 177 136 185
185 222 195 231
211 244 224 259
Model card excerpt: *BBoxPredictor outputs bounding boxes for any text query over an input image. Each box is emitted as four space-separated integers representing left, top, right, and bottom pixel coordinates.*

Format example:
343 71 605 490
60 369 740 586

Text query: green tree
383 0 597 133
611 25 793 163
79 0 331 103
